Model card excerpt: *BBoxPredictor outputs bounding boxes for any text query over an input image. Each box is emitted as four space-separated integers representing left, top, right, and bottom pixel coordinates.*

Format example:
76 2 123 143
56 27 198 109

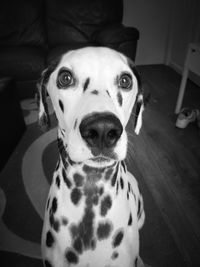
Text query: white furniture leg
175 67 189 114
175 47 190 114
175 43 200 114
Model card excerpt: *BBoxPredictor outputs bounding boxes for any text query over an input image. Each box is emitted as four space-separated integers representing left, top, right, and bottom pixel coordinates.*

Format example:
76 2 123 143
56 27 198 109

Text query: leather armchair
0 0 139 99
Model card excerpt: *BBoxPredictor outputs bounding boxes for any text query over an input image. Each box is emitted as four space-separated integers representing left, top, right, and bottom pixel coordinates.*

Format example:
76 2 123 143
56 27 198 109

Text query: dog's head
37 47 144 166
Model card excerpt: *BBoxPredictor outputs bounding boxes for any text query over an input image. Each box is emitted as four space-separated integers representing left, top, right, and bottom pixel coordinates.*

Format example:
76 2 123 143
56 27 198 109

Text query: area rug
0 98 56 267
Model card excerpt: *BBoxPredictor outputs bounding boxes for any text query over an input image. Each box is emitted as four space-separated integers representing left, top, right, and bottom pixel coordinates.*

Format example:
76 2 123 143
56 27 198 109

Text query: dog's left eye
57 69 74 88
118 73 132 90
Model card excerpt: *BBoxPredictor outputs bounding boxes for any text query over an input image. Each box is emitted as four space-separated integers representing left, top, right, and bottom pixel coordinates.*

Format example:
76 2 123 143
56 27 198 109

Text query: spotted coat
42 144 145 267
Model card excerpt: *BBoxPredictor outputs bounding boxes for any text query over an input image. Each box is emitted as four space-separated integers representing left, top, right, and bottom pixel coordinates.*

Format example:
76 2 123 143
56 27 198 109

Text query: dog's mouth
87 155 116 168
90 155 114 163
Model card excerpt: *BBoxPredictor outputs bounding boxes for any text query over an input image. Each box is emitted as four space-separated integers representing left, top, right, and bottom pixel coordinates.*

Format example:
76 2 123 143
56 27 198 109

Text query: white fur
44 47 142 164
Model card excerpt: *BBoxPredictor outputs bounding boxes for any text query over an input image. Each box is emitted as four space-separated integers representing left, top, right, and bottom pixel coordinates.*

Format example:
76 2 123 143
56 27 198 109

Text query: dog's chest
42 160 140 267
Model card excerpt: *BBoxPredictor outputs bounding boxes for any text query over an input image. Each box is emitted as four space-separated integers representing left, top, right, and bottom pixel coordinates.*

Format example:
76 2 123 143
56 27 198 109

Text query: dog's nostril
88 129 99 139
82 129 99 146
80 112 123 149
107 129 118 145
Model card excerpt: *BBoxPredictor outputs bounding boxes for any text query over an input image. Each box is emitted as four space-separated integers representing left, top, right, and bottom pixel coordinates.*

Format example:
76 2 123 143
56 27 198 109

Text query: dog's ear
128 61 144 134
36 57 61 131
36 68 51 131
134 92 144 135
127 58 150 134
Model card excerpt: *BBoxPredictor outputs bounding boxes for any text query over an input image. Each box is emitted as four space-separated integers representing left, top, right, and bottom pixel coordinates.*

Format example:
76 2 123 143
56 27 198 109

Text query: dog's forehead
57 47 131 75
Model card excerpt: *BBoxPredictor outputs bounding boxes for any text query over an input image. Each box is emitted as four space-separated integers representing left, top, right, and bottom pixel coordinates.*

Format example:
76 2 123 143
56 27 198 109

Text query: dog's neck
56 133 127 191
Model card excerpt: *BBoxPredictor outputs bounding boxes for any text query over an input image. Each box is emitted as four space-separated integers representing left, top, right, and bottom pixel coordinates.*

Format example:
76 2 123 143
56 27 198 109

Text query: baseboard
169 61 200 87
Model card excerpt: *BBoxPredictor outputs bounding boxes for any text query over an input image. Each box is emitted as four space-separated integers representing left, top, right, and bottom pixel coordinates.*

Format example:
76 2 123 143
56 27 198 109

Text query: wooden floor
126 65 200 267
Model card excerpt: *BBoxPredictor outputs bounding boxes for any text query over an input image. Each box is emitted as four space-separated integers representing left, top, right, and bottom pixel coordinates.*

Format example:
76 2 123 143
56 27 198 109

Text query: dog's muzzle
79 112 123 153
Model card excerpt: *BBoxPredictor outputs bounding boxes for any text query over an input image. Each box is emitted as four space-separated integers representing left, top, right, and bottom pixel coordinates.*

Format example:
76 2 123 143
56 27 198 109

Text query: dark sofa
0 0 139 99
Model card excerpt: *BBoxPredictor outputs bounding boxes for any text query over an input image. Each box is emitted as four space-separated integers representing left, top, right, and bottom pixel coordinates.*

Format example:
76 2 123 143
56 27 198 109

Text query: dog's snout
80 112 123 149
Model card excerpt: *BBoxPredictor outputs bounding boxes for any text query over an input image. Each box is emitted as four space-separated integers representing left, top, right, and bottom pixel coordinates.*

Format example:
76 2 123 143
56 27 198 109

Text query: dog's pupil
64 74 70 82
122 77 128 85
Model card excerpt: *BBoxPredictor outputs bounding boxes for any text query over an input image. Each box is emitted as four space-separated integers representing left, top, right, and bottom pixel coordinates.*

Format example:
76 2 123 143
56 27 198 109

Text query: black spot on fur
56 175 60 188
44 259 53 267
91 90 99 95
111 251 119 260
106 90 111 97
97 221 112 240
91 238 97 250
74 119 78 129
128 182 131 193
117 92 123 106
99 186 104 196
93 195 99 205
120 177 124 189
46 231 54 247
73 173 84 187
84 185 99 206
104 168 113 181
128 213 132 226
83 164 105 175
112 229 124 248
83 77 90 92
111 164 119 187
66 249 79 264
59 99 64 112
71 188 82 205
62 168 72 188
49 213 60 232
70 169 107 252
116 181 119 195
52 197 57 213
70 207 95 250
127 191 129 199
62 217 68 225
49 206 60 232
54 220 60 231
73 237 83 254
100 195 112 216
83 164 105 183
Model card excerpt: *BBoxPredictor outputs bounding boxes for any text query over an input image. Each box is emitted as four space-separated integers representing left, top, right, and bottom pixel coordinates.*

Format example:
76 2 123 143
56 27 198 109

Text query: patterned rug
0 98 57 267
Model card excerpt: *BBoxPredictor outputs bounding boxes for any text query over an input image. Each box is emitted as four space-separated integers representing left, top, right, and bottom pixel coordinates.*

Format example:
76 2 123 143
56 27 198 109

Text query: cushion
93 25 140 45
0 46 45 81
45 0 123 47
0 0 45 47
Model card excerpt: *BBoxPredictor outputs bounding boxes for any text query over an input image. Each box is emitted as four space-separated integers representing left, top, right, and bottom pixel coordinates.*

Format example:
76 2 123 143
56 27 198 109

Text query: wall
167 0 200 73
123 0 172 65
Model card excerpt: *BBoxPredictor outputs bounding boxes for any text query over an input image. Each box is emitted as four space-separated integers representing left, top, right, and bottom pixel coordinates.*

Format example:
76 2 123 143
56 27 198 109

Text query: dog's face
38 47 144 166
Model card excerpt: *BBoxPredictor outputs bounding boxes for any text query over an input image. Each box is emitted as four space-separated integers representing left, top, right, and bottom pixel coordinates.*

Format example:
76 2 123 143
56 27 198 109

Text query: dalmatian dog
38 47 145 267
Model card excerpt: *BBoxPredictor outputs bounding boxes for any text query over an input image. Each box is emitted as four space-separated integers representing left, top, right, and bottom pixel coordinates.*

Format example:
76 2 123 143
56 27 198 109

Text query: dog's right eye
57 69 74 89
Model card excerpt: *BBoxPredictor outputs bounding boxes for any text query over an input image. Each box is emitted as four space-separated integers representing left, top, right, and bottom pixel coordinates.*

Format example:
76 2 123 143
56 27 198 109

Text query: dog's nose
80 112 123 149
